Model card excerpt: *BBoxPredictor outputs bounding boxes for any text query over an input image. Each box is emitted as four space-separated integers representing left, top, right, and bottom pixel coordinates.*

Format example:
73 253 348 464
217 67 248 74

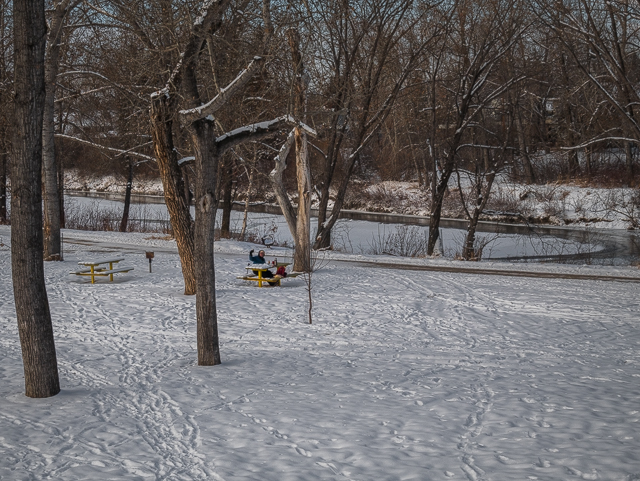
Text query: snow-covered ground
348 179 640 230
1 224 640 480
64 171 164 197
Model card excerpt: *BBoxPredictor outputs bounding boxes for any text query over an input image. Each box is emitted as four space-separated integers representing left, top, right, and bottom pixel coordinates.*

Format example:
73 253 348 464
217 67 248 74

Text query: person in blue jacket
249 249 267 264
249 249 276 282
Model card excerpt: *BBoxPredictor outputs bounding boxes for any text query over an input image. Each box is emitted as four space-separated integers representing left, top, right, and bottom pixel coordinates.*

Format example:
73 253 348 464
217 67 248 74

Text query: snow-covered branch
58 70 143 102
216 116 316 155
179 56 266 123
457 143 517 151
560 136 640 151
55 134 154 162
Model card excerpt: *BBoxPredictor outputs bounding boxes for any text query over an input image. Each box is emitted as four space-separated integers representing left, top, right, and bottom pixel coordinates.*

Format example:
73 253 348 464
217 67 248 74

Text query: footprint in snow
296 447 312 457
567 467 598 480
536 458 551 468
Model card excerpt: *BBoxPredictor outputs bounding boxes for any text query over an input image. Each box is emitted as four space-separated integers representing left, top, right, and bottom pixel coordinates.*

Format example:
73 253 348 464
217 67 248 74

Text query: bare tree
269 26 315 272
425 0 526 255
151 0 308 365
42 0 82 260
297 0 434 250
11 0 60 398
301 250 328 325
538 0 640 180
456 143 509 260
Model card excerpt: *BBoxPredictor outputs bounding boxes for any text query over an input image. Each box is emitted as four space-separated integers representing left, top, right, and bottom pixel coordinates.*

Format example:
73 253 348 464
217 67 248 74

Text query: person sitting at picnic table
249 249 278 283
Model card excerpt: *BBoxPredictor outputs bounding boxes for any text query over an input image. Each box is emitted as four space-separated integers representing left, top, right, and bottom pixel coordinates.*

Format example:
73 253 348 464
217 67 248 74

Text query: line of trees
2 0 640 396
3 0 640 250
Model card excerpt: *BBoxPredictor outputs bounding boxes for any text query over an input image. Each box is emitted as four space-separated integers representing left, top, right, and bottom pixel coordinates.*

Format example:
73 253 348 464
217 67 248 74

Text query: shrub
367 224 429 257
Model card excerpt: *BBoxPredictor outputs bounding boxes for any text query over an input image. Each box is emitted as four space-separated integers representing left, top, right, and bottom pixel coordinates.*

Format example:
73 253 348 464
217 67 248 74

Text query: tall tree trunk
190 118 221 366
624 140 634 181
120 158 133 232
462 170 496 261
0 149 6 223
428 148 457 256
181 164 192 206
314 189 332 249
42 0 74 261
288 27 311 272
58 148 65 228
0 10 7 226
294 127 311 272
567 149 581 177
409 140 423 187
427 168 453 255
219 156 233 238
240 161 254 239
516 111 535 184
313 124 345 250
150 94 196 295
12 0 60 398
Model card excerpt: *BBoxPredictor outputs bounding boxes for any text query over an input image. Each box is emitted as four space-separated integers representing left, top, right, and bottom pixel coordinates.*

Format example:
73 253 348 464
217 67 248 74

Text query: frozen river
63 193 620 263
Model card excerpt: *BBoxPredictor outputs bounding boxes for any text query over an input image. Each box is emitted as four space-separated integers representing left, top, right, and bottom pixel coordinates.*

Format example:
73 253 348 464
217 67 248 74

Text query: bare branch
179 56 265 123
560 136 640 150
55 134 154 162
216 116 316 155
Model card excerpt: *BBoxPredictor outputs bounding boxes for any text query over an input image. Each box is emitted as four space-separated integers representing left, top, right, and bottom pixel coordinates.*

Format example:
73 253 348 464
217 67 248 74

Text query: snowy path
1 226 639 480
60 229 640 283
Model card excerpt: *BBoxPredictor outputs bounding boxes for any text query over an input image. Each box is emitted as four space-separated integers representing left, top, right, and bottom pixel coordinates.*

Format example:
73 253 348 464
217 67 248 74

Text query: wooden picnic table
239 262 291 287
72 257 134 284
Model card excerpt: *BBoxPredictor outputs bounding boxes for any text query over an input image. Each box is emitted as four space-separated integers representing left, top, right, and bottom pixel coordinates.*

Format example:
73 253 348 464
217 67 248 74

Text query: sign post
146 251 154 273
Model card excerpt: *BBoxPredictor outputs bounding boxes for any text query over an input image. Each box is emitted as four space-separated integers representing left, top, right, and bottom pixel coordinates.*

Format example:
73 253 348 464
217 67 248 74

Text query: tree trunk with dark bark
219 156 234 238
190 118 221 366
43 0 76 261
150 94 196 295
314 191 332 249
58 150 65 228
12 0 60 398
516 111 535 184
120 159 133 232
625 140 634 181
0 149 6 223
461 169 496 261
427 165 453 255
567 149 581 177
0 8 8 226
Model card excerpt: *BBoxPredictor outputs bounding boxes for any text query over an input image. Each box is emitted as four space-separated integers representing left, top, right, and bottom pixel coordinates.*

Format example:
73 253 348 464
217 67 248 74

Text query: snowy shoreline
62 170 640 231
